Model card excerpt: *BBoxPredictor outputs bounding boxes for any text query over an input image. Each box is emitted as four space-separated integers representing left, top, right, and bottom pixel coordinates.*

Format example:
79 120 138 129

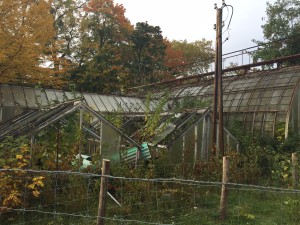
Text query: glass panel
229 106 238 112
126 98 141 112
34 89 49 107
133 98 146 112
223 101 231 111
54 90 67 103
112 96 128 112
288 75 300 84
123 97 140 112
149 100 159 111
264 122 274 133
83 94 99 111
198 86 209 95
265 113 275 122
253 122 262 131
222 94 229 101
254 113 263 122
246 78 260 89
259 97 269 106
282 89 293 97
91 95 107 112
152 91 164 98
2 106 16 122
205 86 214 95
231 99 240 107
45 90 58 105
278 103 289 111
12 86 26 107
279 97 291 105
272 90 283 97
224 83 235 92
261 90 272 98
119 97 133 112
276 112 287 123
108 96 124 112
267 76 279 87
171 88 184 98
99 95 114 112
106 96 120 111
1 85 14 106
65 91 82 100
178 86 200 97
23 87 38 108
269 96 280 105
244 113 253 122
276 75 293 85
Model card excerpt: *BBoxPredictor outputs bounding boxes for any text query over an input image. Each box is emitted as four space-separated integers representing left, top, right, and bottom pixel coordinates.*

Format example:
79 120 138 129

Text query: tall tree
166 39 214 77
47 0 84 80
0 0 55 84
69 0 133 93
253 0 300 64
129 22 167 86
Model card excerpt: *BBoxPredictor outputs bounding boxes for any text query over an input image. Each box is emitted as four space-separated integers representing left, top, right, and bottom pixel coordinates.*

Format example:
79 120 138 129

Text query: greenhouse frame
1 55 300 163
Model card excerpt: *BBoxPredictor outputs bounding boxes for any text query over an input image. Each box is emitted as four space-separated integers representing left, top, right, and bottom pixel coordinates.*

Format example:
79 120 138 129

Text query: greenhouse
132 63 300 139
2 59 300 162
0 84 238 163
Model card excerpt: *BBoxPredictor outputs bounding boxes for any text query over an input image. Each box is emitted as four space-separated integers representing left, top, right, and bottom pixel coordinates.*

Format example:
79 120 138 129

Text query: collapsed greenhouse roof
0 84 165 123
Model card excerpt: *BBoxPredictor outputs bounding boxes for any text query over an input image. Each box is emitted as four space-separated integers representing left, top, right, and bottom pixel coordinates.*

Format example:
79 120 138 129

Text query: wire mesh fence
1 157 300 225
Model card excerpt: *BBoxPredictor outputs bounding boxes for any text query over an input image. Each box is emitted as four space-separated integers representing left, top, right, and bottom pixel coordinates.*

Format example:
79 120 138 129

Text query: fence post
292 153 298 189
97 159 110 225
220 156 229 220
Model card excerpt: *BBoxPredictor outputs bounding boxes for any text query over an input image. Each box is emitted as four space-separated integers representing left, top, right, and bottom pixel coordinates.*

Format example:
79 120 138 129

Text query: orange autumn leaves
0 0 214 91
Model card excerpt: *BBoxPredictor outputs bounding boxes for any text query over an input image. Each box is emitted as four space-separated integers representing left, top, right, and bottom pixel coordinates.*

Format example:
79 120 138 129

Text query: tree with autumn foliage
69 0 133 93
0 0 55 85
165 39 214 77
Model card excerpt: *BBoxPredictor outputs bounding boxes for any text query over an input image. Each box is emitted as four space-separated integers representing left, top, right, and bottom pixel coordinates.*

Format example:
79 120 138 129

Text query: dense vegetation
0 0 214 92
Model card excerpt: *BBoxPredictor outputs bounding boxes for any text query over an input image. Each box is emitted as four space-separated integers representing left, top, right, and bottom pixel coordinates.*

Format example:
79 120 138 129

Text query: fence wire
1 164 300 225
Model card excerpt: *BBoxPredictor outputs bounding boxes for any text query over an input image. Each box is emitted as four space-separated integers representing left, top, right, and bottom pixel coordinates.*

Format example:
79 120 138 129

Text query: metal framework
135 65 300 138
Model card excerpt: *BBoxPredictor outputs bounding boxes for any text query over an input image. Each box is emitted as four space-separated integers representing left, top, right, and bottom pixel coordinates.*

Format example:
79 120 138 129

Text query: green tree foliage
253 0 300 64
69 0 133 93
1 0 217 93
165 39 214 77
129 22 167 87
46 0 84 83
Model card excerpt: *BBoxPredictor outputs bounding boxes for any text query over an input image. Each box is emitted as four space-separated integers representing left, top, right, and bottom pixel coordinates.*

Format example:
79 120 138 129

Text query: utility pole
212 2 225 157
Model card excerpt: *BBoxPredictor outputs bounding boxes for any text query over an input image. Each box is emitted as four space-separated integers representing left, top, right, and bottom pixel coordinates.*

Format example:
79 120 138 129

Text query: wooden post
220 156 229 220
97 159 110 225
292 153 298 189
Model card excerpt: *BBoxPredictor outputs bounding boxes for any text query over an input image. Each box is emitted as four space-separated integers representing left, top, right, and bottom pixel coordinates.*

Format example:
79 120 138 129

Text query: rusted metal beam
128 53 300 93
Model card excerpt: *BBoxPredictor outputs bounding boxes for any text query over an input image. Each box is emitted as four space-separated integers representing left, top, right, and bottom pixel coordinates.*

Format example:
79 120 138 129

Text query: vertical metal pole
217 8 225 157
56 124 60 171
212 7 219 157
194 125 198 164
97 159 110 225
79 107 83 165
201 117 208 160
99 121 103 156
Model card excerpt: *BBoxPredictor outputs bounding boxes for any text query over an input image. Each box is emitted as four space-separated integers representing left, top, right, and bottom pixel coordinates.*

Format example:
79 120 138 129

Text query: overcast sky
114 0 276 54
